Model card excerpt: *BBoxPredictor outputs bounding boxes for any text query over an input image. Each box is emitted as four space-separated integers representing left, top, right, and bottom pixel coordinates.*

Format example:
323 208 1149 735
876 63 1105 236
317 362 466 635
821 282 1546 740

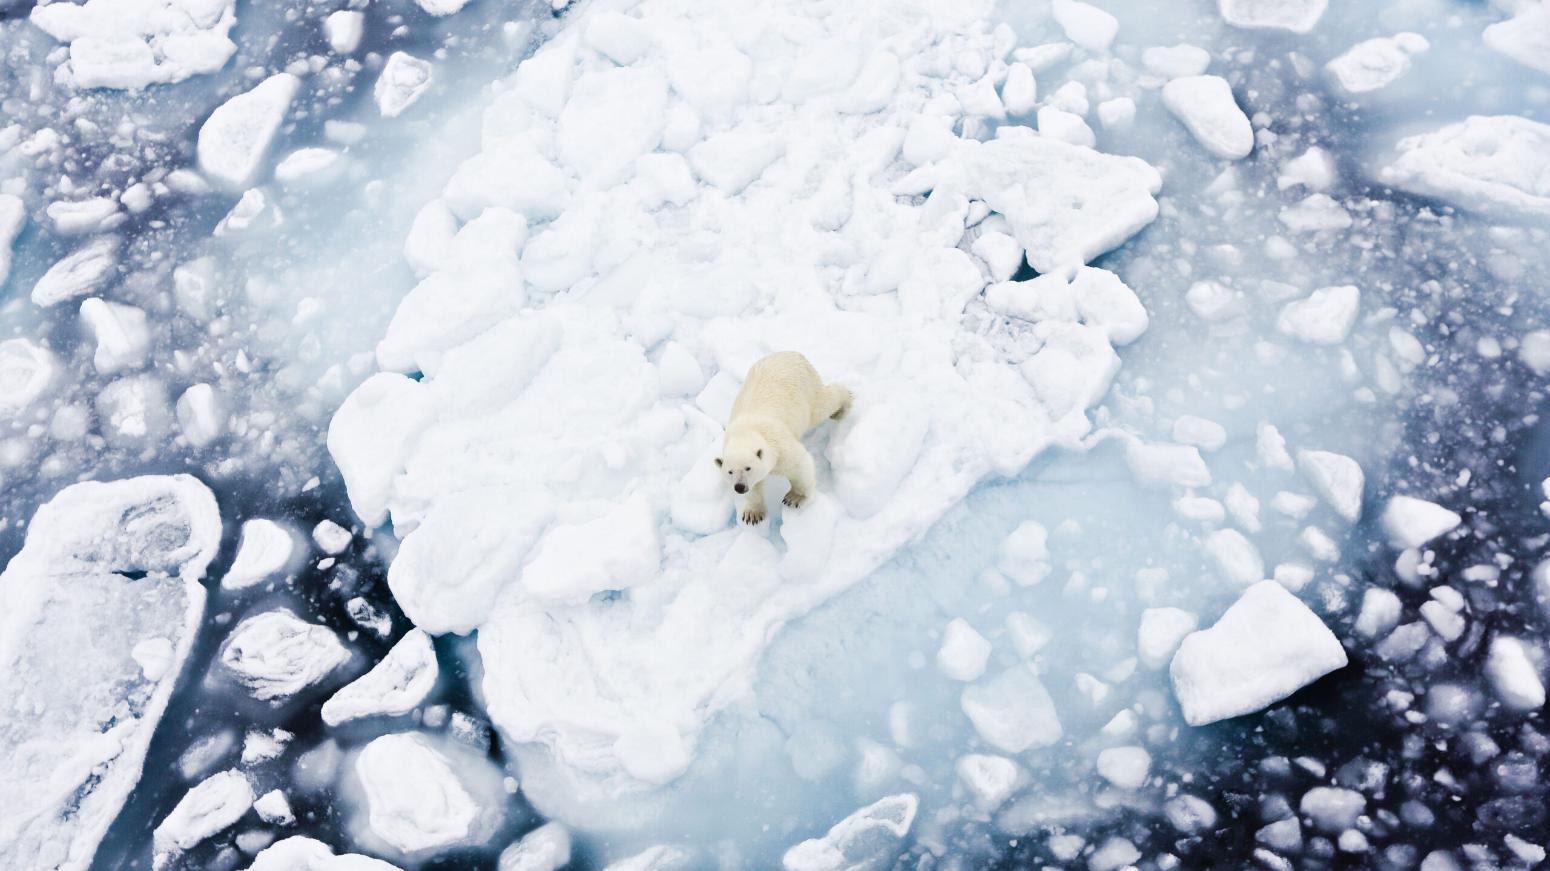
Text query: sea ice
1161 75 1254 160
218 609 351 702
325 10 364 53
1483 2 1550 75
1204 528 1265 585
1138 607 1199 669
1051 0 1118 52
222 519 297 590
175 383 224 447
47 197 122 235
1095 746 1151 790
197 73 300 190
0 476 219 871
79 298 150 374
376 52 434 118
351 732 502 856
29 0 237 89
937 618 993 682
0 193 24 287
250 836 402 871
0 338 58 416
960 665 1064 753
1217 0 1327 33
1325 33 1429 94
31 236 120 307
498 822 572 871
1484 636 1545 712
312 520 352 555
1380 116 1550 222
1300 787 1365 833
321 629 439 726
254 790 294 826
1277 285 1360 345
1124 440 1212 489
1170 581 1348 726
1142 44 1211 79
153 769 253 859
1297 449 1364 522
781 794 918 871
956 755 1021 811
1380 495 1461 549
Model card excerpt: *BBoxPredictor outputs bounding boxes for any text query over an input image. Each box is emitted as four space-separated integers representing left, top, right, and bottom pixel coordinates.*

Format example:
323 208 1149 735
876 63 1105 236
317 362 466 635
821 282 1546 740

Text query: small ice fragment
1279 194 1351 232
153 770 254 855
937 619 992 682
1278 285 1359 345
223 519 295 590
376 52 433 118
1138 607 1198 669
1380 496 1461 549
1037 106 1095 147
274 148 343 187
249 837 400 870
1204 528 1265 585
0 193 24 286
1005 611 1052 658
1297 449 1364 522
32 236 120 307
960 666 1063 752
253 790 294 826
321 629 439 726
325 10 364 53
1170 581 1348 725
46 197 121 236
96 375 171 445
781 794 917 871
1001 63 1037 115
197 74 300 189
1165 795 1218 833
1380 116 1550 223
176 383 225 448
1218 0 1327 33
1278 147 1337 191
1300 787 1365 833
1125 440 1212 489
1051 0 1119 52
1162 75 1254 160
1484 636 1545 712
1096 97 1136 131
417 0 469 16
1353 589 1401 638
312 520 352 554
1142 44 1211 78
997 521 1051 586
955 755 1020 811
219 609 350 701
1326 33 1428 94
498 822 572 871
1096 746 1151 790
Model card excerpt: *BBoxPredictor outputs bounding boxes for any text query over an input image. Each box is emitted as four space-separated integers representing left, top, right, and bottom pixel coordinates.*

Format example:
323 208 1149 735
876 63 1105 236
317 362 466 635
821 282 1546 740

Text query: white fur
717 352 851 524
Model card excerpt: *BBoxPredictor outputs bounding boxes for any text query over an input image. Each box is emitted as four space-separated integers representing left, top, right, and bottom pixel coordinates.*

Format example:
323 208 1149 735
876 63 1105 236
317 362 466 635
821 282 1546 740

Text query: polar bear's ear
714 457 723 467
756 448 763 459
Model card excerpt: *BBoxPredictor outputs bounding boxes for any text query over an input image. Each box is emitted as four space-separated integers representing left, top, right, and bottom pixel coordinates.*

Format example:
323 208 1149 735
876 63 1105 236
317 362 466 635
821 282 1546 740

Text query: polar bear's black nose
734 484 747 494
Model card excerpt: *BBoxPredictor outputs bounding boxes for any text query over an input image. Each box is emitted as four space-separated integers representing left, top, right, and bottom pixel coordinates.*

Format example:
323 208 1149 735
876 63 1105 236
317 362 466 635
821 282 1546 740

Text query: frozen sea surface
2 0 1550 868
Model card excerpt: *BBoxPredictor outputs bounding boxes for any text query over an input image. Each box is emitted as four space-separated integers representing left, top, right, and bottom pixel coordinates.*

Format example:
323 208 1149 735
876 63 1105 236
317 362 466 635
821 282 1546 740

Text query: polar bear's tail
819 383 853 421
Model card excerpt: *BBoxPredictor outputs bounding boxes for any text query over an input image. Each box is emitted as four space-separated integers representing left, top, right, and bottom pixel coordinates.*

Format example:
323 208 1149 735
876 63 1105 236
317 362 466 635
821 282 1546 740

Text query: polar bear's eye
744 466 751 471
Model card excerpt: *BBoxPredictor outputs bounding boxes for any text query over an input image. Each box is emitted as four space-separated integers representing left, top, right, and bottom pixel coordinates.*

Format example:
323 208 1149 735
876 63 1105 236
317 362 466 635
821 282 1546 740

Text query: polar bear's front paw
783 491 807 509
740 505 766 525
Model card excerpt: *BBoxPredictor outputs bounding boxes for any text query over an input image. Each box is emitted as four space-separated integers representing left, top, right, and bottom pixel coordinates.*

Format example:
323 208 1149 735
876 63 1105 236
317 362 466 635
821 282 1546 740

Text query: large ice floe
327 0 1160 829
1380 115 1550 222
0 476 220 870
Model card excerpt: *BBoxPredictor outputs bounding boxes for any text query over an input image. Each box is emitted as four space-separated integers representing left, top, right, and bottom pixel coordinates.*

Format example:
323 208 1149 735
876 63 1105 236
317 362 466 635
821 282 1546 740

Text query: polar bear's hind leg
818 383 852 422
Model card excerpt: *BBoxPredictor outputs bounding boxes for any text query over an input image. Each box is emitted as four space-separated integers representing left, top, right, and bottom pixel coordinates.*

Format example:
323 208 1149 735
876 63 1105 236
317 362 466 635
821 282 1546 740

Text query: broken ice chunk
960 665 1064 752
1297 449 1364 522
376 52 434 118
955 130 1161 273
1300 787 1364 833
1142 44 1211 78
1124 440 1212 489
1170 581 1348 726
997 521 1051 587
176 383 225 448
1353 588 1401 639
250 836 401 870
153 769 254 858
1162 75 1254 160
956 755 1021 811
1325 33 1428 95
31 235 120 307
1173 415 1227 451
1380 116 1550 223
312 519 353 555
0 338 58 416
321 629 439 726
197 74 299 189
223 519 296 591
1204 528 1265 585
1278 194 1351 232
937 619 992 682
219 609 350 701
96 375 171 445
498 822 572 871
1096 746 1151 790
1217 0 1327 33
253 790 294 826
325 10 364 53
1279 147 1337 192
79 298 150 374
1485 636 1545 712
1051 0 1118 51
1138 607 1198 669
1278 285 1359 345
417 0 470 16
352 732 503 856
1380 495 1460 549
328 372 435 527
781 794 917 871
47 197 122 236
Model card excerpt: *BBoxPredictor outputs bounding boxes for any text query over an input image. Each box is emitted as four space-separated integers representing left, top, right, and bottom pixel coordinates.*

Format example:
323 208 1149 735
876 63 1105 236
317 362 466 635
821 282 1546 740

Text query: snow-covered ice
1483 636 1545 712
1161 75 1254 160
1483 2 1550 75
936 618 992 682
320 629 438 726
0 476 219 871
153 769 254 861
29 0 238 89
1380 116 1550 222
31 236 120 307
1277 285 1360 345
1381 495 1461 549
249 836 402 871
1297 449 1364 522
1138 607 1198 669
1170 581 1348 726
782 793 917 871
1095 746 1151 790
218 608 351 701
498 822 572 871
350 732 503 857
376 53 434 118
222 518 297 590
196 73 300 190
1326 33 1429 95
1217 0 1327 33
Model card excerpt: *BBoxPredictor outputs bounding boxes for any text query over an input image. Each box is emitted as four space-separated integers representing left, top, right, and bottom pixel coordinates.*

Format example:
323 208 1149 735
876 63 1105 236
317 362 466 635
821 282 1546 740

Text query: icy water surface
3 0 1550 868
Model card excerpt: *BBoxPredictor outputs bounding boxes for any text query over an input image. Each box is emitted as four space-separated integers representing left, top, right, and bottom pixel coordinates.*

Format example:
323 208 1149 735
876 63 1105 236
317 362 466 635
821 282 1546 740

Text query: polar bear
717 351 852 524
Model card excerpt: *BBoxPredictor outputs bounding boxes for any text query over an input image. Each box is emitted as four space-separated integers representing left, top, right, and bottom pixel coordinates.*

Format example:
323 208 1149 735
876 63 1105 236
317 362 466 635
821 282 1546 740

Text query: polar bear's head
716 431 774 495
